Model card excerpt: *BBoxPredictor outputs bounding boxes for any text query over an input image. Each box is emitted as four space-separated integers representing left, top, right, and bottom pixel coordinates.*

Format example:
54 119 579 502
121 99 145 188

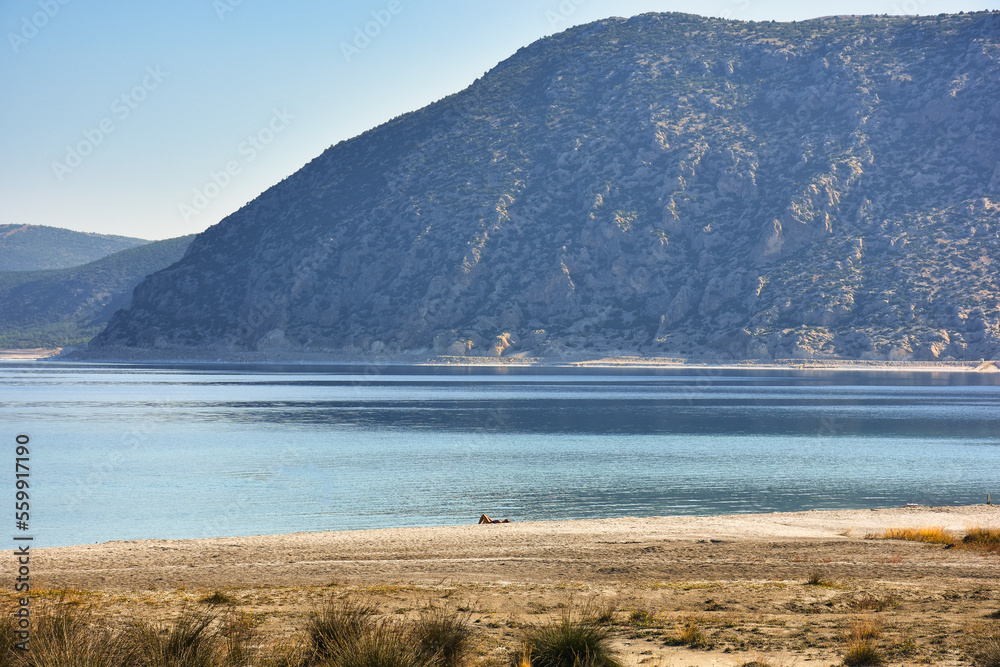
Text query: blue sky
2 1 997 241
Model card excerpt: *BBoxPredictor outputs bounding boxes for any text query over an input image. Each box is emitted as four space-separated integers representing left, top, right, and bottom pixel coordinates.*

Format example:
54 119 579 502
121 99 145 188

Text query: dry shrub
961 526 1000 554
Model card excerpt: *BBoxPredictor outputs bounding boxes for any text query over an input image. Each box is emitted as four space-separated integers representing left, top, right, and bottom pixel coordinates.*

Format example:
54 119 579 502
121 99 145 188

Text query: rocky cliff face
91 11 1000 361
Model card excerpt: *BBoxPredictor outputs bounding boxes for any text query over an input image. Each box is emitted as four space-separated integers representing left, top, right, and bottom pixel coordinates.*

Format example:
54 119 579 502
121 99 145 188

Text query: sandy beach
26 505 1000 665
0 348 61 360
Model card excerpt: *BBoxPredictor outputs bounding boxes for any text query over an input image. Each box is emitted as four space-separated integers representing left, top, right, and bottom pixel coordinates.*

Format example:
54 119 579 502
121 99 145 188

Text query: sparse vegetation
627 608 658 628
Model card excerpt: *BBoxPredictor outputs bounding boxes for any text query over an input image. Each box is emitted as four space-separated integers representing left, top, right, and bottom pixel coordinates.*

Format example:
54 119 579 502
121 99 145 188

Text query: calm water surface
1 361 998 546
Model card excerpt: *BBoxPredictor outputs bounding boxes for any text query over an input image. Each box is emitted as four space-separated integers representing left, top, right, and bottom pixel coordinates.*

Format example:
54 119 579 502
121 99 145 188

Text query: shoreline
7 351 998 374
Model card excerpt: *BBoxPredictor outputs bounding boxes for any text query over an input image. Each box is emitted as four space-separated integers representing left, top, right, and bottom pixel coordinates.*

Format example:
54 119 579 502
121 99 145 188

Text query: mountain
0 235 195 348
0 224 149 271
90 12 1000 361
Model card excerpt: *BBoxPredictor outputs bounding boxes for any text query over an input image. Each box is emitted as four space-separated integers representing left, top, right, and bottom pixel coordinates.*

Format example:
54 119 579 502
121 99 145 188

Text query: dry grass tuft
306 596 380 662
843 637 884 666
516 609 622 667
12 606 134 666
412 607 473 667
806 571 832 586
841 617 886 666
664 619 708 649
969 632 1000 667
848 617 883 641
131 612 222 667
199 591 237 606
591 599 617 626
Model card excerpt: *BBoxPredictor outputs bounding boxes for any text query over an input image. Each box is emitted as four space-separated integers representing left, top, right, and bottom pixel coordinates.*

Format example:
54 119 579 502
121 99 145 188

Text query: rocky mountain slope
0 224 148 271
90 12 1000 361
0 235 194 348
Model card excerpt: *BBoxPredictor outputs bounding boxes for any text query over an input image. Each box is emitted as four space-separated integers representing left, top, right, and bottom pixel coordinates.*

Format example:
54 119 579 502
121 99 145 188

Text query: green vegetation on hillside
0 234 194 348
0 224 148 271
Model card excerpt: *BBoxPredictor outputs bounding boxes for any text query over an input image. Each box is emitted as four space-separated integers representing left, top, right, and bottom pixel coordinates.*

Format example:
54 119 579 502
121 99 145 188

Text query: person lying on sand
479 514 510 524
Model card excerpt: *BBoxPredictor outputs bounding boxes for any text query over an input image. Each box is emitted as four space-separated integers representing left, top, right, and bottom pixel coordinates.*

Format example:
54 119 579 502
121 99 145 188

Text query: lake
2 361 998 547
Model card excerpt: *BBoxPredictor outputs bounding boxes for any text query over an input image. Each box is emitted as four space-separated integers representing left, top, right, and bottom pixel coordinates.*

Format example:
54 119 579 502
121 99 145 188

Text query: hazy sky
2 1 997 241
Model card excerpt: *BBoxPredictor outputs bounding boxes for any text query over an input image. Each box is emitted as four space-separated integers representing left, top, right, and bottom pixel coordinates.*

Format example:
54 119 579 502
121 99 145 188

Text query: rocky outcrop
90 12 1000 361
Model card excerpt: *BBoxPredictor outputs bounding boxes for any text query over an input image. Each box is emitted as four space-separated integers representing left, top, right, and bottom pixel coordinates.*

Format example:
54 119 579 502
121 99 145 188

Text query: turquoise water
1 361 998 547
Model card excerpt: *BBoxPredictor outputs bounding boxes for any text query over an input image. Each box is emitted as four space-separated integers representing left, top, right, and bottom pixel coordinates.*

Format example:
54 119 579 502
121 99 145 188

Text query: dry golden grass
873 525 1000 554
873 526 957 545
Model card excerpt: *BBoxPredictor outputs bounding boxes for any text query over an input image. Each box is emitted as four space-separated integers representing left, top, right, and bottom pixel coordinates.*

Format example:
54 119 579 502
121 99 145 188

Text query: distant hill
90 12 1000 361
0 235 195 348
0 224 150 271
